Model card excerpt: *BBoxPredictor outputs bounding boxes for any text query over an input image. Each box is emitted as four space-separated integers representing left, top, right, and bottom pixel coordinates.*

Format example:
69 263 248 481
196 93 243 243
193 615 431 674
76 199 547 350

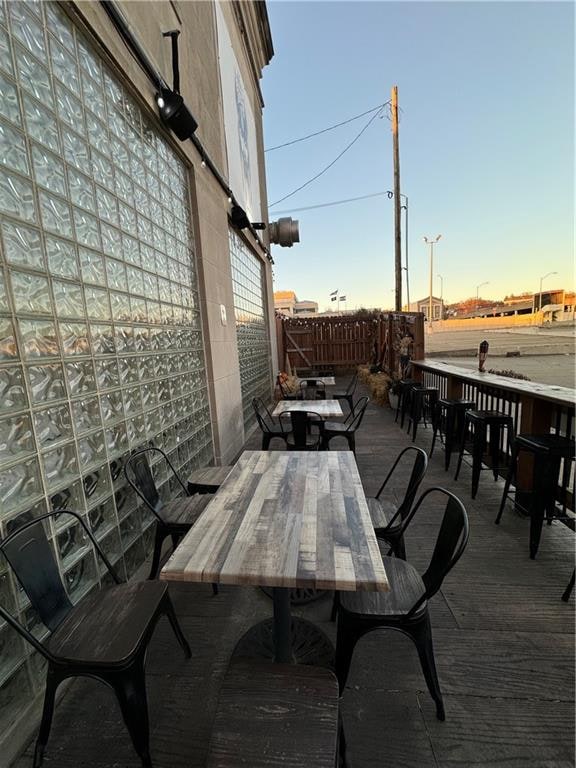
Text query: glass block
82 73 105 120
46 4 75 52
126 414 145 446
111 135 129 172
9 2 45 59
55 81 83 130
19 319 58 358
77 36 101 80
26 362 64 404
59 321 89 356
119 507 141 549
110 290 130 321
79 247 105 285
50 478 84 516
56 517 90 567
49 37 79 96
118 201 137 236
0 73 20 127
31 143 66 196
34 404 72 449
22 94 60 153
77 429 106 469
0 23 14 76
115 326 134 355
95 357 118 390
99 389 123 423
125 265 144 296
0 413 34 465
109 106 127 142
28 651 48 695
131 297 147 324
73 208 100 249
83 464 111 508
85 288 111 322
67 166 95 213
140 381 156 409
96 188 119 229
137 214 152 245
142 271 158 301
106 422 128 458
89 496 117 539
0 119 29 175
114 169 133 207
0 365 27 413
92 156 115 196
88 325 113 358
0 456 41 514
62 128 89 172
85 110 108 154
145 407 161 437
122 385 142 415
39 190 72 237
0 169 36 222
42 441 78 490
15 44 53 108
146 301 160 325
45 235 78 279
101 223 121 258
65 551 98 604
65 359 96 396
52 279 84 318
133 184 149 216
71 396 101 435
9 269 51 314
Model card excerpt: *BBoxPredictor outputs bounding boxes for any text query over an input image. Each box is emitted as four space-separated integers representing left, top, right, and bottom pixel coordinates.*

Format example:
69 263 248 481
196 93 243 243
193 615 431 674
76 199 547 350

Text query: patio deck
11 381 575 768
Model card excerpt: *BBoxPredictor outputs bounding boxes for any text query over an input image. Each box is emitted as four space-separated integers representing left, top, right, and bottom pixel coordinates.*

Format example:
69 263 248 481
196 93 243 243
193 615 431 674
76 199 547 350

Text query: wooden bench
206 658 340 767
187 465 233 494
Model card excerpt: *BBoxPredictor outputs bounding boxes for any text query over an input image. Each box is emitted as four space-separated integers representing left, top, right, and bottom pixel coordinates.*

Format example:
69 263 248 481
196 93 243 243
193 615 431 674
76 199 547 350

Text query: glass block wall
0 0 212 728
229 230 272 429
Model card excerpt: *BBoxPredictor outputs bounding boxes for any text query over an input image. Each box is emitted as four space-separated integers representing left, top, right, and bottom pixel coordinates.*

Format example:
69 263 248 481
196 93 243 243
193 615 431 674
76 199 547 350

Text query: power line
265 102 389 152
268 106 386 208
270 191 389 214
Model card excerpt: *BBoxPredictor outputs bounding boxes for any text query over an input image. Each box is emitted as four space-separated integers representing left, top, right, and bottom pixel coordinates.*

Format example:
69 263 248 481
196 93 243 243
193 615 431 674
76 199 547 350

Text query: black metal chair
252 397 289 451
124 447 212 581
0 510 190 768
334 488 469 721
367 446 429 559
279 410 323 450
454 410 514 499
299 379 326 400
276 376 301 400
332 372 358 411
406 385 439 441
394 378 419 425
321 396 369 453
430 398 476 470
562 569 575 602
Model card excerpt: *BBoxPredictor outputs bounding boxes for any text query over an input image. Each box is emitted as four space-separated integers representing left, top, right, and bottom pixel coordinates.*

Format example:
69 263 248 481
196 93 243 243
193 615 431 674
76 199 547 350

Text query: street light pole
437 273 443 317
423 235 441 329
387 191 409 309
538 271 558 311
475 281 489 313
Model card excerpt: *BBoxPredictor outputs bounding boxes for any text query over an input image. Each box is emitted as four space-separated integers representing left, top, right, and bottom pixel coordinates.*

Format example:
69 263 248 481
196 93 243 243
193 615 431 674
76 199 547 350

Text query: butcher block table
161 450 389 664
272 399 343 419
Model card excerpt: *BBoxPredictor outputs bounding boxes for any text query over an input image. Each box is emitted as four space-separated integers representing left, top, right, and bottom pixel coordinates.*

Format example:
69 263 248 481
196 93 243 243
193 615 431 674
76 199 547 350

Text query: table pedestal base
260 585 329 605
232 618 335 669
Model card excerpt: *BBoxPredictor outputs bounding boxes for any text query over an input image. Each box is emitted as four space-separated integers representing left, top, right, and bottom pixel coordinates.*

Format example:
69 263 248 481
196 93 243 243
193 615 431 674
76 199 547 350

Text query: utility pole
424 235 441 330
391 86 402 312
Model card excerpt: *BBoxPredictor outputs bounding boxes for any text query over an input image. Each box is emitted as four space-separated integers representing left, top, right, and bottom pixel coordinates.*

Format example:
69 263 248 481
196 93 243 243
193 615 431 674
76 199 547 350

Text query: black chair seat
514 434 575 456
323 421 348 434
339 555 426 618
286 432 321 449
467 409 511 424
206 659 339 768
161 493 212 526
366 496 396 530
47 581 168 666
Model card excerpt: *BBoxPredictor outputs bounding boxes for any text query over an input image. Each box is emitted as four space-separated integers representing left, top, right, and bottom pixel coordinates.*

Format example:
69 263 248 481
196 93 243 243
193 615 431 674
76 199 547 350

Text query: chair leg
408 613 445 721
33 667 60 768
112 661 152 768
335 614 362 694
495 450 516 524
392 533 407 561
163 594 192 658
148 524 167 580
489 424 502 481
262 434 271 451
471 423 484 499
347 434 356 454
562 570 575 602
212 583 219 595
444 408 455 472
453 420 467 482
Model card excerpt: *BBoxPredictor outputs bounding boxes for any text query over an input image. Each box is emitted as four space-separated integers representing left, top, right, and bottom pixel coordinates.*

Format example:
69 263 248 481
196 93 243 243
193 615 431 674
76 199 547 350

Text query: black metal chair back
124 446 188 524
346 396 369 432
405 488 469 617
0 511 121 642
300 380 326 400
279 410 322 449
252 397 279 434
346 373 358 396
375 446 428 528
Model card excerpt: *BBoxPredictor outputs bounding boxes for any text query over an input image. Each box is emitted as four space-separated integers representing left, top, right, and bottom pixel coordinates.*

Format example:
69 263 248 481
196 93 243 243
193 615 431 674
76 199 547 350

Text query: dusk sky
261 1 574 311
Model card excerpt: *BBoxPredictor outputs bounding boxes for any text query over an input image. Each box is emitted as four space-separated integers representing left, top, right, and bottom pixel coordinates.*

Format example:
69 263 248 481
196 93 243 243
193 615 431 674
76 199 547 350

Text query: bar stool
430 398 476 471
406 386 439 442
394 379 419 425
494 434 575 558
454 410 514 499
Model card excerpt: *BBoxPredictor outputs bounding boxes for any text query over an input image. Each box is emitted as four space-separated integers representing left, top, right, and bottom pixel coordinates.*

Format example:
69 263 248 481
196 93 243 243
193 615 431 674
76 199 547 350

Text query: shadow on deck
11 382 575 768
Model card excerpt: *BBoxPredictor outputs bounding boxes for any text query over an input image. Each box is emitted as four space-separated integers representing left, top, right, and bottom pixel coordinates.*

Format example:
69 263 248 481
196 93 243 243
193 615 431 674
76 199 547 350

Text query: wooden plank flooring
10 380 575 768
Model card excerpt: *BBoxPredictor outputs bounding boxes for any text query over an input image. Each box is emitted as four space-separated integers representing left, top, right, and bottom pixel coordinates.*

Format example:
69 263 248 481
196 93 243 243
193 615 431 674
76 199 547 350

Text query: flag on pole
330 289 338 301
330 290 338 295
339 295 346 301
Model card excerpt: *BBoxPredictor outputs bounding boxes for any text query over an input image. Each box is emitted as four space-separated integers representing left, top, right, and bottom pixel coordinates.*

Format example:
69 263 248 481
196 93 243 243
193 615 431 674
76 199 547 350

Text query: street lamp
475 281 489 313
538 271 558 311
437 273 443 318
388 191 409 308
423 235 441 328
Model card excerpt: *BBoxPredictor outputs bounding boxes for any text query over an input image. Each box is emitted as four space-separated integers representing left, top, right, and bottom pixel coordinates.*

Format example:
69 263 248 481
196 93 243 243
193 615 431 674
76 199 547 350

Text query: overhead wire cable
270 191 389 215
265 102 389 152
269 106 386 208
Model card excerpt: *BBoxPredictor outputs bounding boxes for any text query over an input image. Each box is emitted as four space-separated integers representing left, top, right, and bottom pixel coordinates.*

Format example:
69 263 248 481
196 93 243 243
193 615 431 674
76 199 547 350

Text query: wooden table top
160 451 389 593
297 377 336 386
272 400 343 418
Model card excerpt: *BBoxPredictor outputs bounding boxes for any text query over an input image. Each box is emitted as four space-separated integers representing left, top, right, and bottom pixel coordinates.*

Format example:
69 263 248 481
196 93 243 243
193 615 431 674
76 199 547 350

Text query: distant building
274 291 318 316
410 296 444 321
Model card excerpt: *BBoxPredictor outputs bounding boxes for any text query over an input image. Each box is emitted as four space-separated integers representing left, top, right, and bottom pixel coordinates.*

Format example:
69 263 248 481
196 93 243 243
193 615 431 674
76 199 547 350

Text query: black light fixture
230 204 266 231
156 30 197 140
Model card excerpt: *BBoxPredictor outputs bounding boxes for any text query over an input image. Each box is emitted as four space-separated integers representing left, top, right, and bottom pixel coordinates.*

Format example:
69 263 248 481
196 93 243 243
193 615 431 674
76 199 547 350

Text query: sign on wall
215 3 262 223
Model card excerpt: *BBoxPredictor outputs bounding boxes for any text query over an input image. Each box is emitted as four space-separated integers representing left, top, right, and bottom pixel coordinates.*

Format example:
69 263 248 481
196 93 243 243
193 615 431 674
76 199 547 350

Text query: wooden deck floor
12 382 575 768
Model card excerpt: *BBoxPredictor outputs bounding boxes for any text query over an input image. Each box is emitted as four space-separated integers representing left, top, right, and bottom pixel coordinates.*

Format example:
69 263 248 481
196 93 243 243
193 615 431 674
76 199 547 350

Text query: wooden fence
276 312 425 376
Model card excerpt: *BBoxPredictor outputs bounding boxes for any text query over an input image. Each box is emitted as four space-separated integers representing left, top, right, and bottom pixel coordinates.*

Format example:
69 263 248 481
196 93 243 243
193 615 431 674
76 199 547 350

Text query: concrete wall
73 0 274 463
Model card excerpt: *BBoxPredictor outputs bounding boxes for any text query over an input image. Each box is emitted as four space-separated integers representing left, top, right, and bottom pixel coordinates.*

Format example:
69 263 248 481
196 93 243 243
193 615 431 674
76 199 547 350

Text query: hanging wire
265 102 389 152
270 191 389 215
268 106 386 208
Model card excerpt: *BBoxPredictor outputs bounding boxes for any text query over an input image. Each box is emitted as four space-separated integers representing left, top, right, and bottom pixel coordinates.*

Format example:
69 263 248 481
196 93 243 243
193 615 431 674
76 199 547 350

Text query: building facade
0 0 275 754
274 290 318 316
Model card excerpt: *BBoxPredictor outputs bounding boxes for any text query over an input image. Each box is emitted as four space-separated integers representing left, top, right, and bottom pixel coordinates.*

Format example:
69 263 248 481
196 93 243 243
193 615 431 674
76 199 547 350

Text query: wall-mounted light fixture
156 30 198 140
269 217 300 247
230 204 266 231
